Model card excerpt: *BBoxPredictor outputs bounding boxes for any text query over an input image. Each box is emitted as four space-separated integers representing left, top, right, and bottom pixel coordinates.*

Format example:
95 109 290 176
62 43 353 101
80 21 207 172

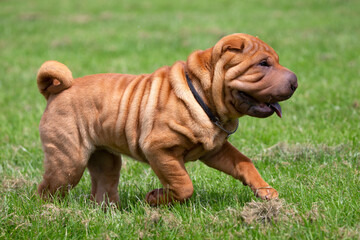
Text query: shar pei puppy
37 33 297 206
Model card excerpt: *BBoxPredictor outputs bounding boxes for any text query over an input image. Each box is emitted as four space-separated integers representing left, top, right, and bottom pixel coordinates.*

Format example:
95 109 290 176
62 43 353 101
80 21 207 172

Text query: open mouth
232 91 282 118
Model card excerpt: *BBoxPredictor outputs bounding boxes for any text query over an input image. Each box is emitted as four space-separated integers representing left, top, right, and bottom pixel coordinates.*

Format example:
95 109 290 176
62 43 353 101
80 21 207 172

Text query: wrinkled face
213 34 298 118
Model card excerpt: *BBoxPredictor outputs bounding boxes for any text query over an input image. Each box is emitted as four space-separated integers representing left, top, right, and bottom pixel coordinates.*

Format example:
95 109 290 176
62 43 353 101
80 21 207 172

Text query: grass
0 0 359 239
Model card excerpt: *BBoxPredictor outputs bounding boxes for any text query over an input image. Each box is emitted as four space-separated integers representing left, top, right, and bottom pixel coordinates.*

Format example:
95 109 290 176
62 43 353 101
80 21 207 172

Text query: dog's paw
145 188 172 206
254 186 278 200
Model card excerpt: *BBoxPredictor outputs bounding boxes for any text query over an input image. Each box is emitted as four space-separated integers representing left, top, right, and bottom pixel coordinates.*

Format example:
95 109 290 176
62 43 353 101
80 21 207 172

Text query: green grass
1 0 359 239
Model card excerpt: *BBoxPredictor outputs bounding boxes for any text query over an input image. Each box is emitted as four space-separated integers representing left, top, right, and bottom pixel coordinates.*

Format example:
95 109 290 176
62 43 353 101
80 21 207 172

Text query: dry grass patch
1 177 34 192
143 208 181 228
240 199 293 225
258 142 348 161
69 14 92 24
138 208 182 239
337 224 360 239
240 199 325 226
40 203 64 221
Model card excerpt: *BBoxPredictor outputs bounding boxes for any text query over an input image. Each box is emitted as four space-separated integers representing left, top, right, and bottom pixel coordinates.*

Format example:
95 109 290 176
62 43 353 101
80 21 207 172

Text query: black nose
289 72 298 92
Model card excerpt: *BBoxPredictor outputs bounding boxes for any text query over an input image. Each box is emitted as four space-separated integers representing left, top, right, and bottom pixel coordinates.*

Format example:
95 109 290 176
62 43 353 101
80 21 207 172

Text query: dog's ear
211 36 247 66
222 39 245 53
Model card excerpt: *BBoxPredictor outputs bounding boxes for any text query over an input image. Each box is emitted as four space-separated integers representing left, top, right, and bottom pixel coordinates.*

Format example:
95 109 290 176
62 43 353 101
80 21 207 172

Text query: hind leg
87 150 121 205
38 142 90 200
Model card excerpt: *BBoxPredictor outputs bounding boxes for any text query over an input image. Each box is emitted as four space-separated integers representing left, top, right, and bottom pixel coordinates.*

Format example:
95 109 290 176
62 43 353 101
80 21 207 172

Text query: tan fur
37 61 73 100
37 33 297 206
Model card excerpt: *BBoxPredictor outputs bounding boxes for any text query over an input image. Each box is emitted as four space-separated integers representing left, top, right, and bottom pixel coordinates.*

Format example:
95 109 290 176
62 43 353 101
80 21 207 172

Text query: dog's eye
258 60 270 67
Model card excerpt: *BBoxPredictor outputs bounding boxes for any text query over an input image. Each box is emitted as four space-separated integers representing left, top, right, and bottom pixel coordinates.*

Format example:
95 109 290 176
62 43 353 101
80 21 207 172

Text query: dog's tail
37 61 73 100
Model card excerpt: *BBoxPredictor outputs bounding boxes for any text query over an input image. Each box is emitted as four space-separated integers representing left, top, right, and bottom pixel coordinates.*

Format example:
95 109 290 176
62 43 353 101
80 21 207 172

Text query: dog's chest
183 133 227 162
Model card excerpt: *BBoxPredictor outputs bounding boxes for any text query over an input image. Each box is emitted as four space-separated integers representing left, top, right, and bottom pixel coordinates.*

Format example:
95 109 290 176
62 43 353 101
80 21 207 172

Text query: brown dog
37 33 297 206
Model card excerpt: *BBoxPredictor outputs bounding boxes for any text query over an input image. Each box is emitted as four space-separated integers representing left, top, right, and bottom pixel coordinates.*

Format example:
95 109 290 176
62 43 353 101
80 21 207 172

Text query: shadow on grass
1 173 254 214
117 186 253 211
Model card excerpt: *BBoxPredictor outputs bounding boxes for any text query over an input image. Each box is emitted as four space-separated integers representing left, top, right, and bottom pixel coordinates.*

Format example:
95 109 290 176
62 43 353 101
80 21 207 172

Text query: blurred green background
0 0 359 239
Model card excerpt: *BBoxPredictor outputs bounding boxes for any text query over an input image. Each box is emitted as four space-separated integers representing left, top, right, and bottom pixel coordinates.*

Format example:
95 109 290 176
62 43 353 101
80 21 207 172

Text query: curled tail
37 61 73 100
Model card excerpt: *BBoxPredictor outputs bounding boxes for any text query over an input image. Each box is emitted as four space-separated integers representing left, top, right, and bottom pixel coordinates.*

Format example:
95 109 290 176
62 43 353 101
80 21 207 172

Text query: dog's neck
185 48 240 135
185 70 214 109
185 71 238 137
186 49 230 118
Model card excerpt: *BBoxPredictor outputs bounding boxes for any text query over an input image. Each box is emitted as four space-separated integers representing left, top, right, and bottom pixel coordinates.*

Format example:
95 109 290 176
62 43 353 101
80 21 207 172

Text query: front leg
145 148 193 206
200 141 278 200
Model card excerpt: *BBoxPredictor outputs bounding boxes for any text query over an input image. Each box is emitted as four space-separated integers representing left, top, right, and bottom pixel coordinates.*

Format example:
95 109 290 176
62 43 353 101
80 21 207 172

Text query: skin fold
36 33 297 206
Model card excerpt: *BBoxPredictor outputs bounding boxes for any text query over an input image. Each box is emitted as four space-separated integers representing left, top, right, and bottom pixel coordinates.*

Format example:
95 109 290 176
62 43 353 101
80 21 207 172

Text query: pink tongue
269 103 282 118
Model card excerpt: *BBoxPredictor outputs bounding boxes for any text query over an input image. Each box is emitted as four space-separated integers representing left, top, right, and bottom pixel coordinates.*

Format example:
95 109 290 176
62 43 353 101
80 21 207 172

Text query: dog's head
187 33 297 119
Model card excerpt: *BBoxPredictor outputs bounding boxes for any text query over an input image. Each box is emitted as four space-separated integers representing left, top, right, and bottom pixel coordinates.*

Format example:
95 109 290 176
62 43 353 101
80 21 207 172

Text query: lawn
0 0 359 239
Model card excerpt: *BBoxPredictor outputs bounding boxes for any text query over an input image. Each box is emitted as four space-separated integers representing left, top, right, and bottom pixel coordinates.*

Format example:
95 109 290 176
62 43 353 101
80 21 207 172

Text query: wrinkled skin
211 34 297 119
36 33 297 207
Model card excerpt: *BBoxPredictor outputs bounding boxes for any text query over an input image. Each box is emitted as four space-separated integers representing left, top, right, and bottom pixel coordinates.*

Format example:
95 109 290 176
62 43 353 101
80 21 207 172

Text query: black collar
185 72 238 137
